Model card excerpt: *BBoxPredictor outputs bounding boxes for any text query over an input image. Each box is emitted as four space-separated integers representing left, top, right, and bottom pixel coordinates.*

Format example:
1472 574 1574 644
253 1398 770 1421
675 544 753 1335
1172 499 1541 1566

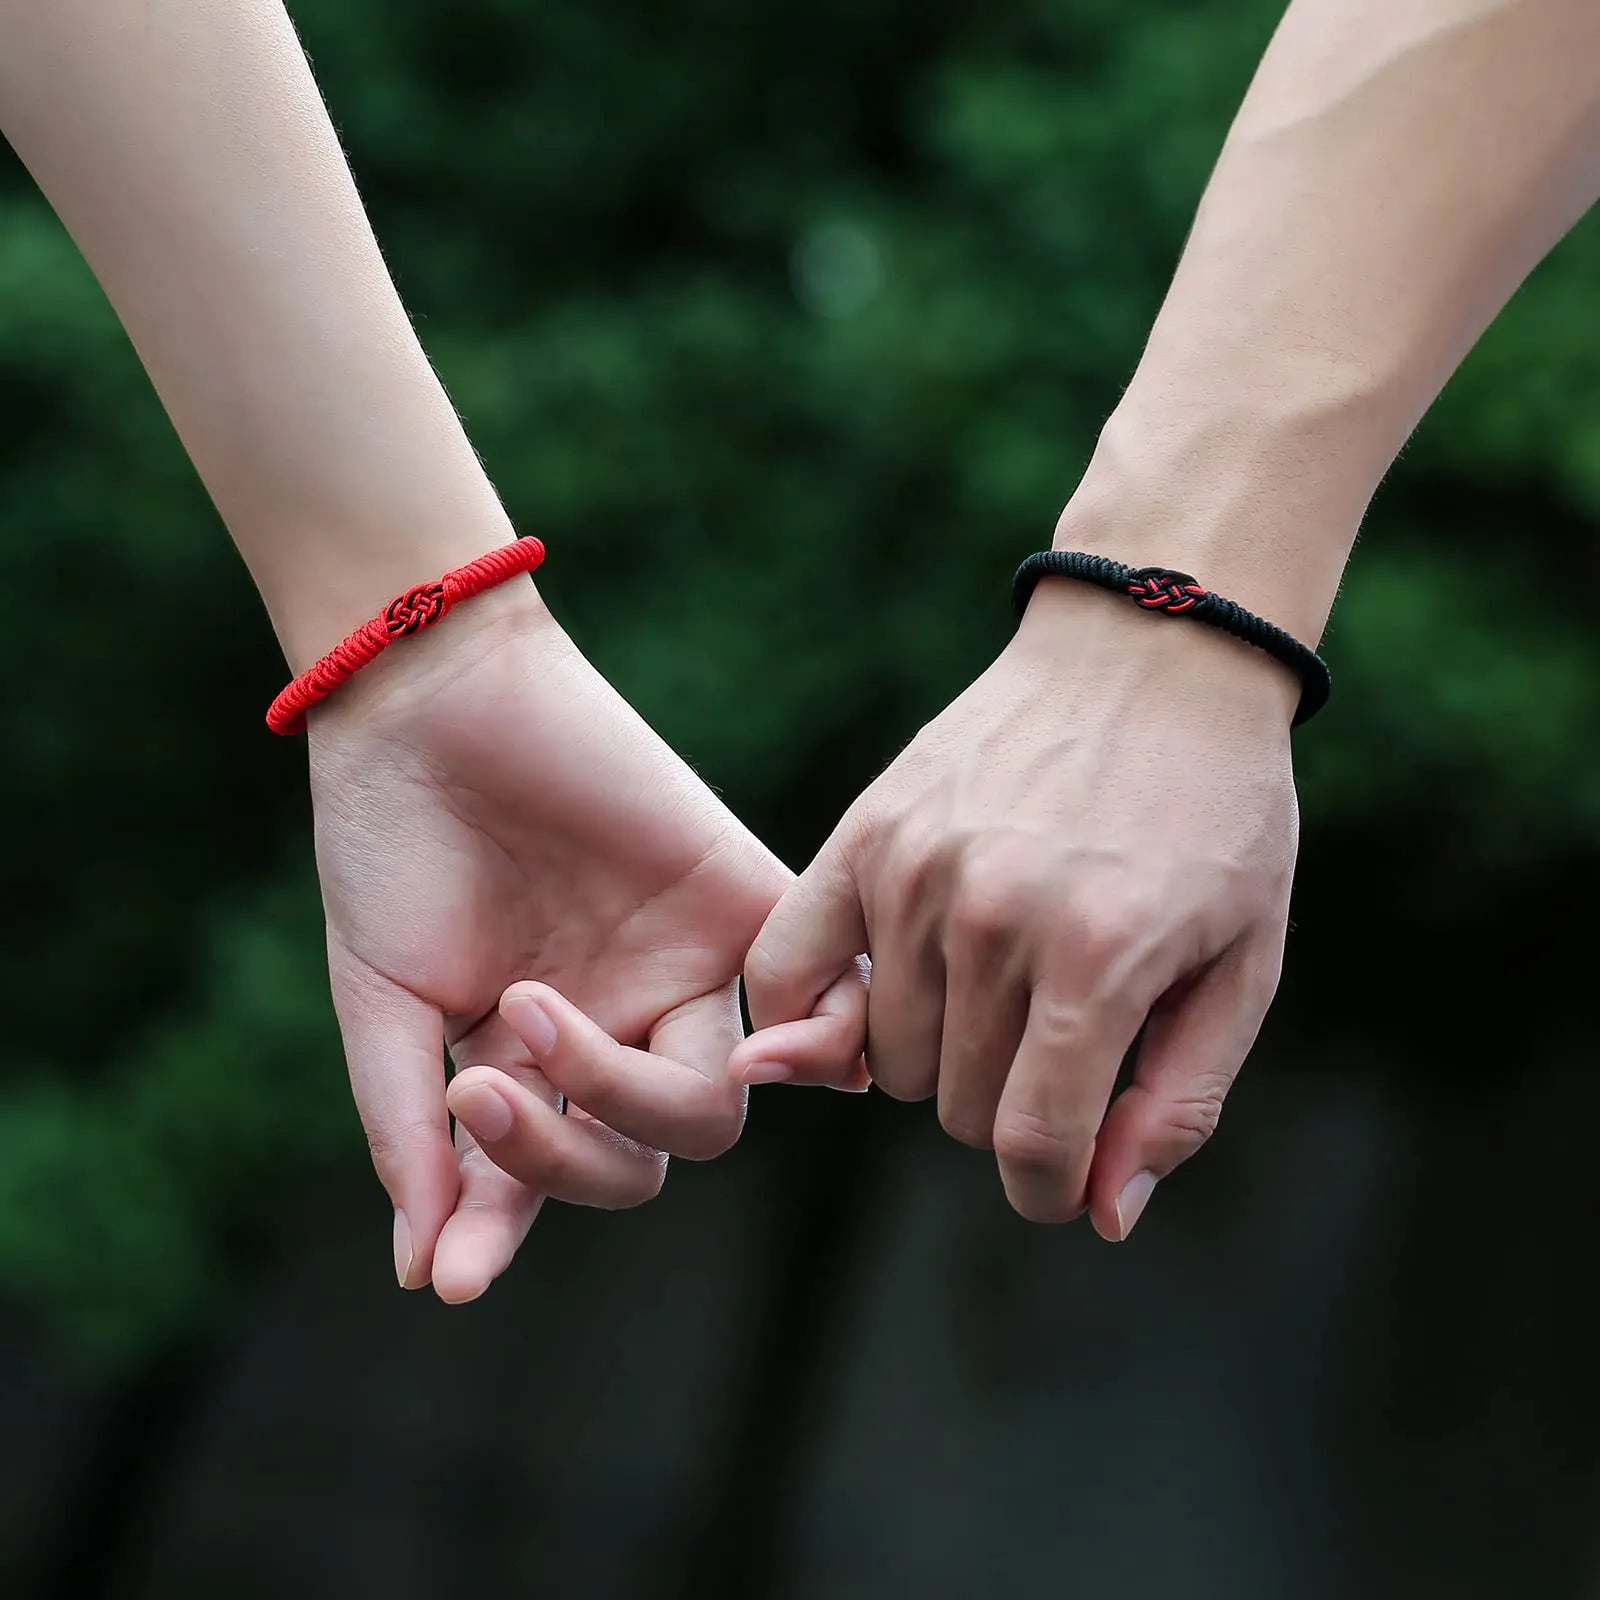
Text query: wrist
1015 570 1304 731
251 507 538 674
1056 388 1378 647
301 561 562 738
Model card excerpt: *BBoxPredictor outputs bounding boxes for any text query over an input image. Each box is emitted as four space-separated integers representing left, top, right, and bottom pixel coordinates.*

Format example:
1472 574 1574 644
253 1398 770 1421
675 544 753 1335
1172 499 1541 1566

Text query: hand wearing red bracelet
300 562 853 1302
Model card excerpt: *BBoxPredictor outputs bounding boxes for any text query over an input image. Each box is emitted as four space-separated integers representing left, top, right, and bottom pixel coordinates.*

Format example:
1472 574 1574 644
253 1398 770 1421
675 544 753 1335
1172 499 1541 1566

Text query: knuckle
1005 1184 1082 1226
704 1102 747 1158
991 1106 1092 1175
949 872 1026 950
533 1136 586 1196
937 1099 995 1150
677 1090 747 1161
1164 1070 1233 1147
867 1056 937 1103
1024 994 1096 1052
595 1155 669 1212
742 936 790 1003
364 1117 442 1178
1074 892 1158 967
881 815 951 906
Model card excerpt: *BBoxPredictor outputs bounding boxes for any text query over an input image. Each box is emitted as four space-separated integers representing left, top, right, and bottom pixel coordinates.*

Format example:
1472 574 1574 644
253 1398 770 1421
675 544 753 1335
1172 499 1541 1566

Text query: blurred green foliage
2 0 1596 1358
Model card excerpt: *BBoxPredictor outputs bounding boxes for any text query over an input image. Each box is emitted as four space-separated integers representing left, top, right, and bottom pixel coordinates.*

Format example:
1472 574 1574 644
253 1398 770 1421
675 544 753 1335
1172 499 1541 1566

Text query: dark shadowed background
3 2 1598 1595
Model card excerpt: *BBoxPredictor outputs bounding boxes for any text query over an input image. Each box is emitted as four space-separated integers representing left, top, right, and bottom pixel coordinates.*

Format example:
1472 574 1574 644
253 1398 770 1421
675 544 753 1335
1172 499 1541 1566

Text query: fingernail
741 1060 795 1085
393 1210 414 1289
504 991 557 1056
833 1060 873 1094
1115 1172 1158 1241
454 1082 514 1144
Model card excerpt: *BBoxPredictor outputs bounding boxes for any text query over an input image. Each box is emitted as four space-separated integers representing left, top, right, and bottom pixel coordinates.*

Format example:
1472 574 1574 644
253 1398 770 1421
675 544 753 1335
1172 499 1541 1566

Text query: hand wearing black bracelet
1012 550 1331 726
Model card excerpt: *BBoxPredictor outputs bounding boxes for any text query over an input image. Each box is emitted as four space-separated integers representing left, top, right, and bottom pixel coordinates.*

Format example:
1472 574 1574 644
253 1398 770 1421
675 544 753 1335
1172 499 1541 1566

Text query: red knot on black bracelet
1127 567 1207 614
1011 549 1330 727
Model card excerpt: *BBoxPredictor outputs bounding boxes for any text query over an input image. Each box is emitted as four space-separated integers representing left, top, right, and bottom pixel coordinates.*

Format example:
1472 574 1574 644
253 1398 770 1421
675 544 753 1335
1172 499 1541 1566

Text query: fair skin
732 0 1600 1235
0 0 853 1303
6 0 1596 1301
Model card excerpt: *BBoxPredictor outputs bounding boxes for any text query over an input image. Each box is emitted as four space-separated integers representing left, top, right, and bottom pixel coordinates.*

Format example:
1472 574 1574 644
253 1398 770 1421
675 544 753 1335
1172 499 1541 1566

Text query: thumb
1086 939 1280 1244
737 833 870 1087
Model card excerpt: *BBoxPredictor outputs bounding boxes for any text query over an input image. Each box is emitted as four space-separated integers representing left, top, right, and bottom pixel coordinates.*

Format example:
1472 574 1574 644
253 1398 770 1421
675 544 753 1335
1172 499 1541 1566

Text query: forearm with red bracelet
266 536 545 734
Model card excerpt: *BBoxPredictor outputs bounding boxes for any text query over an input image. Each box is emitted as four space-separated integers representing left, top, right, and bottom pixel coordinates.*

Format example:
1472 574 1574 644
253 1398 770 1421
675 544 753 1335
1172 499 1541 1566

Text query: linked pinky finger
730 960 870 1090
447 1065 668 1210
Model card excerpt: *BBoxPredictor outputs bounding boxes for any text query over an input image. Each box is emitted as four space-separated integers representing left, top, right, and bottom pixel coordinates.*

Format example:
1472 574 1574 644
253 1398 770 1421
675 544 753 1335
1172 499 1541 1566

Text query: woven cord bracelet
1012 550 1330 726
266 535 546 735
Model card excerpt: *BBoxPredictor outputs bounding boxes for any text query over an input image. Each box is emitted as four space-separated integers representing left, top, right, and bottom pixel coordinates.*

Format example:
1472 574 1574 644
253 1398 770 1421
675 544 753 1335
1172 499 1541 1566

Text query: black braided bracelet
1012 550 1330 726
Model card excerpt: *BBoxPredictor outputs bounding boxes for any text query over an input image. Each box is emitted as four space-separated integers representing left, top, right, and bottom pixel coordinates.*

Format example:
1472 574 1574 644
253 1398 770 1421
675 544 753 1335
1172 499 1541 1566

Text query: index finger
327 944 458 1289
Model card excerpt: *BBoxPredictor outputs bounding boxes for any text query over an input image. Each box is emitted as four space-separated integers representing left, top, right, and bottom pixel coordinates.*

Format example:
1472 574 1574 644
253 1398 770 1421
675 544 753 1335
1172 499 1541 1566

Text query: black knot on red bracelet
1012 550 1330 726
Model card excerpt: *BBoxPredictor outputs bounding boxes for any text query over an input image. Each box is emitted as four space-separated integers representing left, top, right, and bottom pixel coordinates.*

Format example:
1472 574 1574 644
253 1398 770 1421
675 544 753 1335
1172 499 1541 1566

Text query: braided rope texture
1011 549 1330 726
265 536 546 735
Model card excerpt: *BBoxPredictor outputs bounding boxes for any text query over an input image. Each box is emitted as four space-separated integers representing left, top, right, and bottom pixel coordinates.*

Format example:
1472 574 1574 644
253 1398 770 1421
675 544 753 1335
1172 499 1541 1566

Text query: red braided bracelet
265 536 546 734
